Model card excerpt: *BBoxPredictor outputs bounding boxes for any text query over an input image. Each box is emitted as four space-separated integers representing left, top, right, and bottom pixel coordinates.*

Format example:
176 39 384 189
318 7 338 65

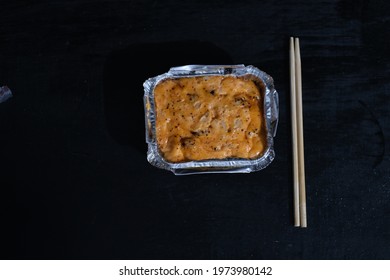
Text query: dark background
1 0 389 260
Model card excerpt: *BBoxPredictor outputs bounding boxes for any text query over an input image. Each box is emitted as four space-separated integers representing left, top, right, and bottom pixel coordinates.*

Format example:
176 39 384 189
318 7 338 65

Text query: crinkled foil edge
143 65 279 175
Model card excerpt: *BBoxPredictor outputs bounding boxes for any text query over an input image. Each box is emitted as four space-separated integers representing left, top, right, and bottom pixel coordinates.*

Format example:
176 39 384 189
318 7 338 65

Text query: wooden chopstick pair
290 37 307 228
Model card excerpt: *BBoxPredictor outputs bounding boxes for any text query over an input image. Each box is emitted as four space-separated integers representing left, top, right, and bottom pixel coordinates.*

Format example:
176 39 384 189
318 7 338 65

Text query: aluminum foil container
143 65 279 175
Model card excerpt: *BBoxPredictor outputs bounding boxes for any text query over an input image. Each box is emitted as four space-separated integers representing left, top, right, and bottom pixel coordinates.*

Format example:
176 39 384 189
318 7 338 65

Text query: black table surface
1 0 389 260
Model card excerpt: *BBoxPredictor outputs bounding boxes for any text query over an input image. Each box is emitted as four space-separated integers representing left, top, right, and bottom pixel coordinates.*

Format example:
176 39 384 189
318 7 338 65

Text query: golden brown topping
154 75 266 162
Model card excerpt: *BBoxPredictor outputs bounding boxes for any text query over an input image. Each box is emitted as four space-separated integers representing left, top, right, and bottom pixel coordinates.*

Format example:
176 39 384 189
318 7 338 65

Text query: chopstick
290 37 307 228
290 38 300 227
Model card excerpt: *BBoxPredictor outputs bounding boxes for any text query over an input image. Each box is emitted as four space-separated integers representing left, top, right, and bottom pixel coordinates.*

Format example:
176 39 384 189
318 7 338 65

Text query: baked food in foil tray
143 65 279 175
